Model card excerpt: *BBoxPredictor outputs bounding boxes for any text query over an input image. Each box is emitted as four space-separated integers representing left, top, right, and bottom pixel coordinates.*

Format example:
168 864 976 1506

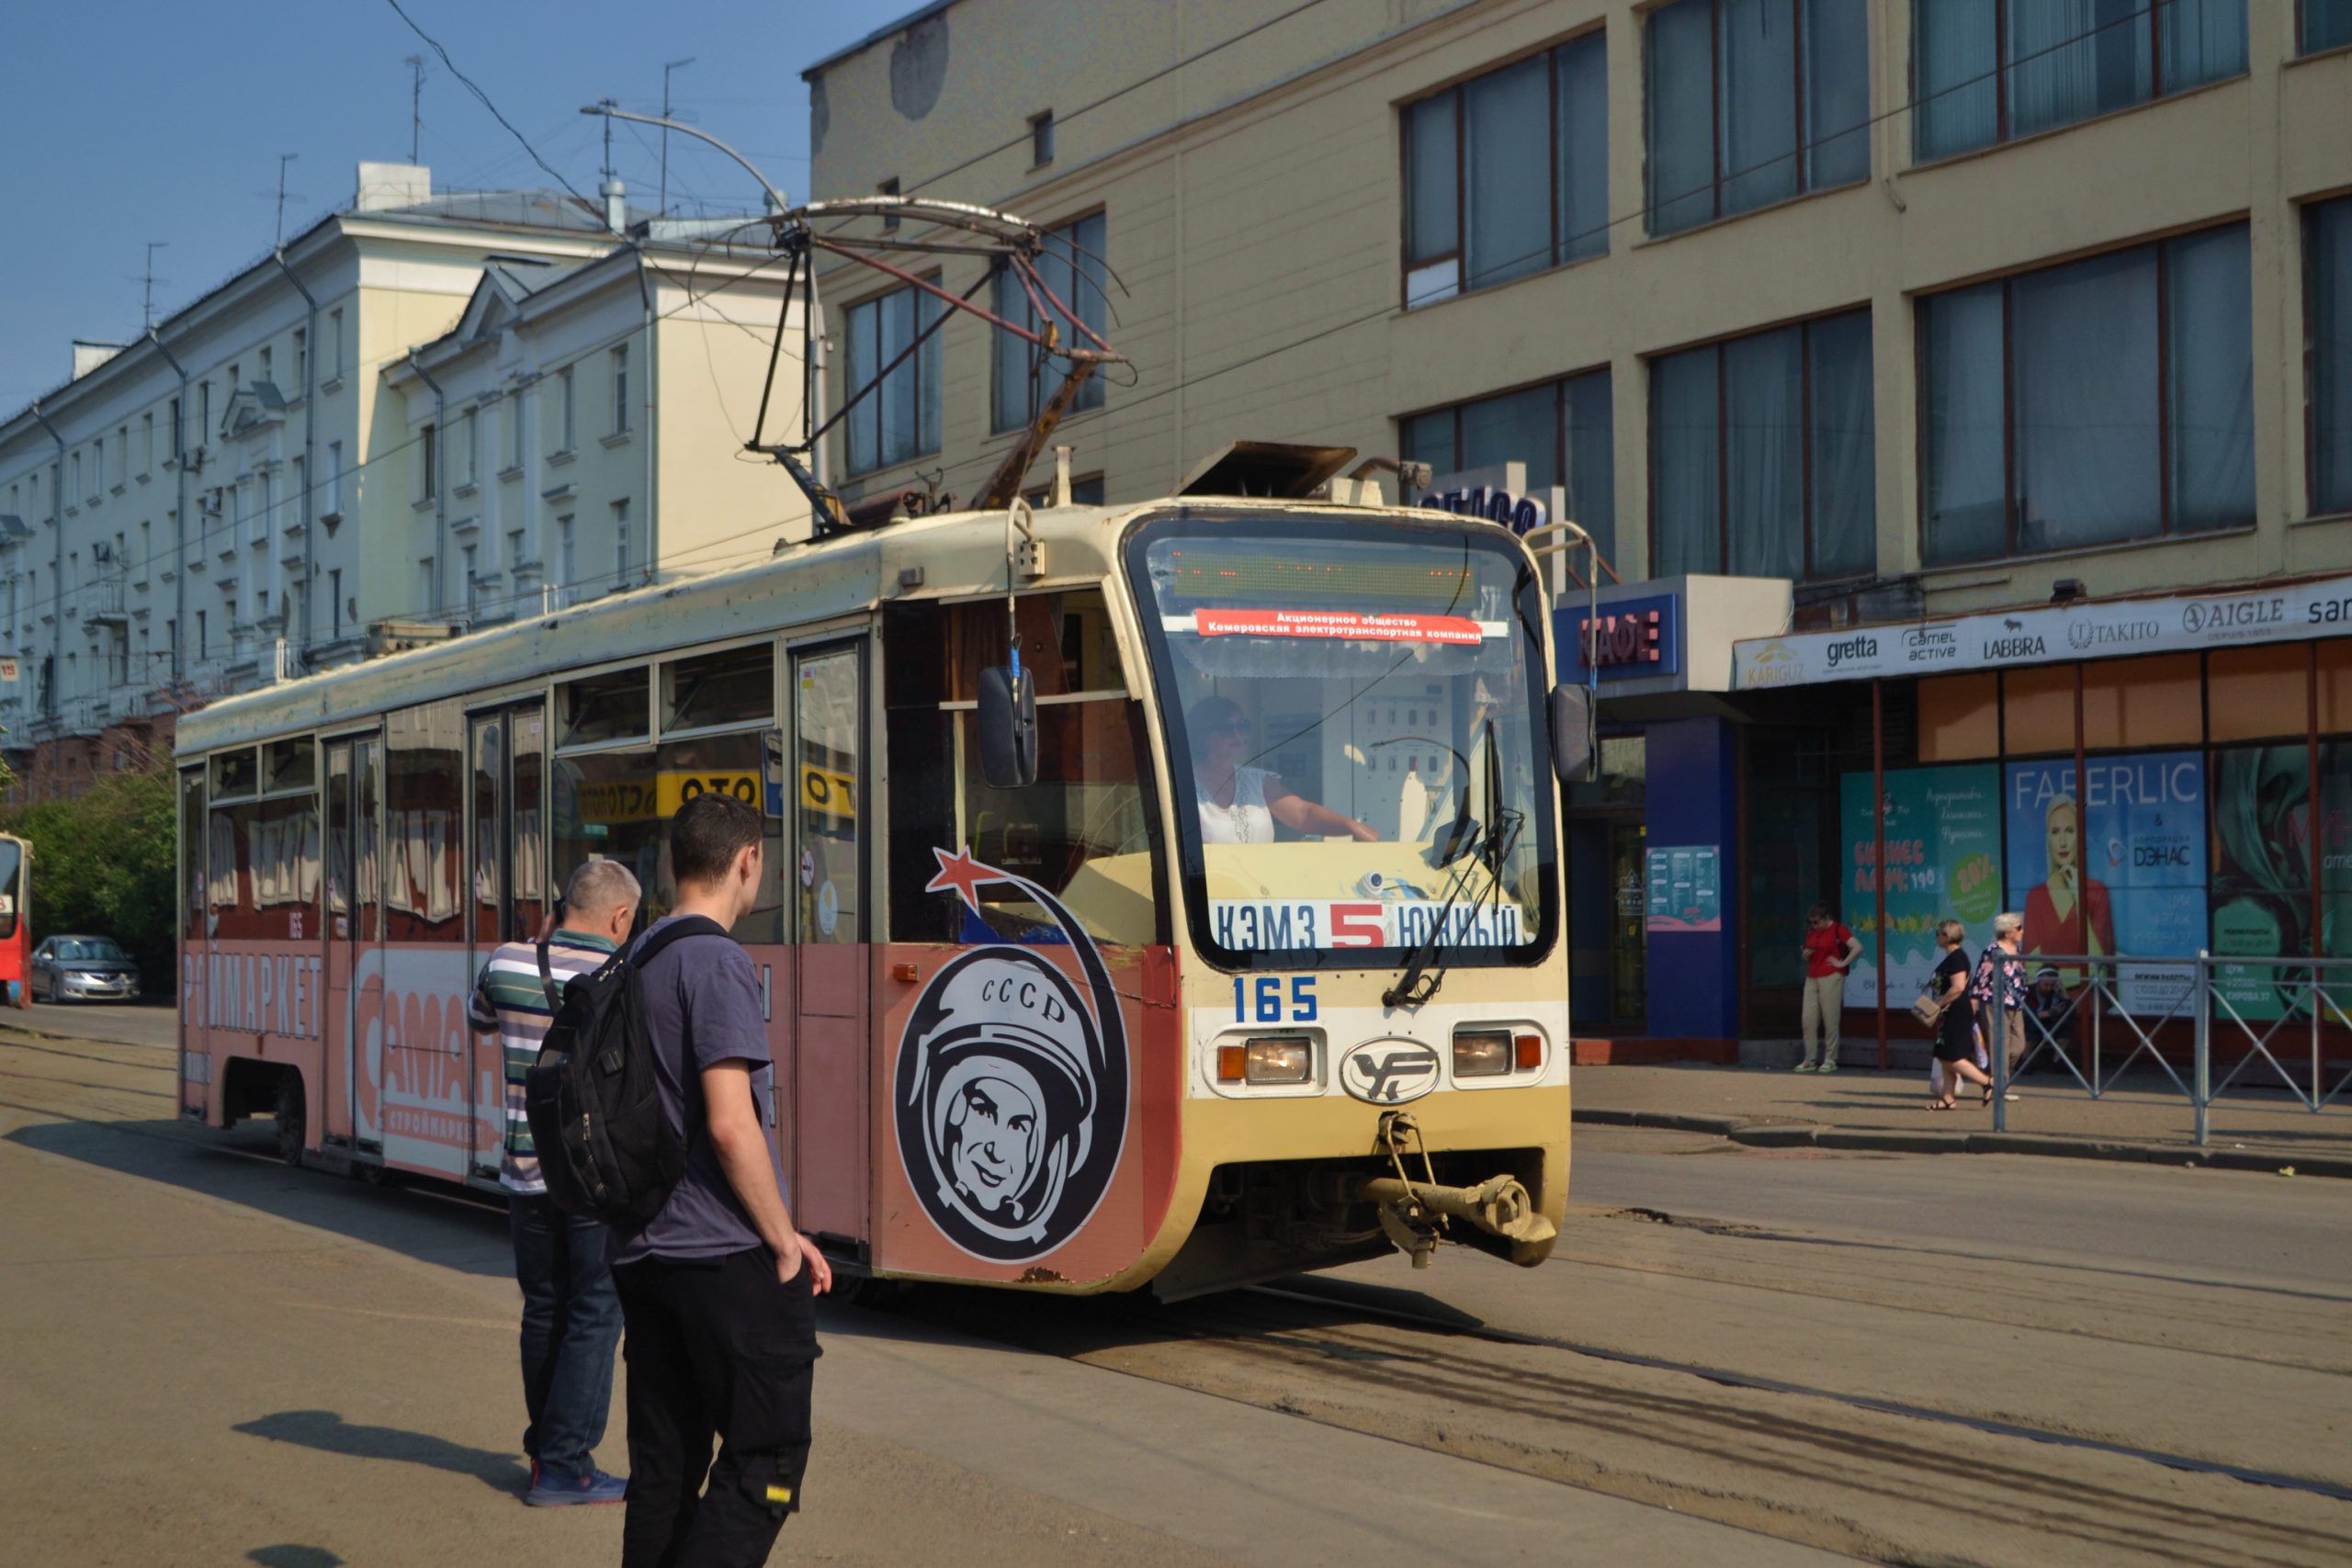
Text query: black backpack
523 915 729 1228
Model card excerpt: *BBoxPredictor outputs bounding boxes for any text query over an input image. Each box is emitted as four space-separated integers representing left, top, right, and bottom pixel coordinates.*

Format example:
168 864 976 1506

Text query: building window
463 544 480 615
2311 197 2352 517
328 308 345 378
1030 110 1055 166
328 570 342 640
611 344 630 434
168 398 181 460
1406 31 1608 307
2310 0 2352 51
1651 310 1875 581
198 381 211 442
141 412 153 475
1921 223 2252 566
462 409 480 484
993 213 1106 433
418 558 435 616
612 500 631 590
196 610 207 659
558 367 576 452
294 328 307 387
259 346 273 388
70 453 82 506
1914 0 2246 163
325 441 343 515
1646 0 1870 237
558 514 576 593
420 423 437 500
504 391 521 468
1399 369 1618 566
116 427 129 485
844 281 944 474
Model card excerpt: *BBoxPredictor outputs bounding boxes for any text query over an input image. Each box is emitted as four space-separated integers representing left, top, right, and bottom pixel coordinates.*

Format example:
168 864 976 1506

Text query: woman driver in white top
1189 696 1378 845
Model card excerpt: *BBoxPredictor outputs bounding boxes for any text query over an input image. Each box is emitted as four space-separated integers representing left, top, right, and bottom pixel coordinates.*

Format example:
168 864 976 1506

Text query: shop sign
1559 593 1680 682
1420 485 1547 536
1733 572 2352 689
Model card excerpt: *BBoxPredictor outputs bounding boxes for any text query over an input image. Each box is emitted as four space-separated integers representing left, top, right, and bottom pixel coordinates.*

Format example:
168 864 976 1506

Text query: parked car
30 936 142 1003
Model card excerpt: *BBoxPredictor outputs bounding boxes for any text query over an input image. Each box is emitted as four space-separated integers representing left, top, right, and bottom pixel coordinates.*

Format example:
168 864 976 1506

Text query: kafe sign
1734 574 2352 690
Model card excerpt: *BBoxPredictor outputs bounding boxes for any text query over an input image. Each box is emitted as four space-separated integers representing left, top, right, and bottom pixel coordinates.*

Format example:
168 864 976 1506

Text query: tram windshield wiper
1384 722 1502 1010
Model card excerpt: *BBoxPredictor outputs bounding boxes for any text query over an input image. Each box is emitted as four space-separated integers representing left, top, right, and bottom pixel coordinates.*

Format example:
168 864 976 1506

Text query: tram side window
884 592 1163 949
386 699 466 942
206 795 318 941
549 728 784 943
180 768 204 943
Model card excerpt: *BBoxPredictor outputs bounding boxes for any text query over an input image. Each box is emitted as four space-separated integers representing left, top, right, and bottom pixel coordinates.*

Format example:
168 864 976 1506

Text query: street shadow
248 1548 346 1568
5 1112 514 1279
234 1410 525 1496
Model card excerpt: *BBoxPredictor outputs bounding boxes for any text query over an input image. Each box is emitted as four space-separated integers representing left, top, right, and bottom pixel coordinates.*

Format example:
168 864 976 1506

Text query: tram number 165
1233 976 1318 1023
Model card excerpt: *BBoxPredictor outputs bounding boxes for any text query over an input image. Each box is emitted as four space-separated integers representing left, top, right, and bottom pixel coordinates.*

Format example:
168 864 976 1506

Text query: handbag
1909 977 1946 1028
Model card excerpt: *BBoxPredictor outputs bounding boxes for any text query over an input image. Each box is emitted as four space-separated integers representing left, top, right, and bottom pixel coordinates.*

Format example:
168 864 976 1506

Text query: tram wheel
272 1071 307 1167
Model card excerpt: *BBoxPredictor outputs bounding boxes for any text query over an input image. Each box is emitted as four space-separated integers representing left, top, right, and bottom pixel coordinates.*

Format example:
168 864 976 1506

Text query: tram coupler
1350 1173 1559 1265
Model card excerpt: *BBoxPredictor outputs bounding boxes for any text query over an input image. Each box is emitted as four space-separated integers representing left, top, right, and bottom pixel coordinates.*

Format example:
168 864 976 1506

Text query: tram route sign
573 771 763 823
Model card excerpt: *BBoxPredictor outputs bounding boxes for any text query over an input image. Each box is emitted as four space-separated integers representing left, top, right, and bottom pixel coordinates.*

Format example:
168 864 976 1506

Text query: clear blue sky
0 0 916 412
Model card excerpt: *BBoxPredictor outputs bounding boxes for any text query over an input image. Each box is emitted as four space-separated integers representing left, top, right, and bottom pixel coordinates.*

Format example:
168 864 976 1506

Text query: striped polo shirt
467 929 618 1194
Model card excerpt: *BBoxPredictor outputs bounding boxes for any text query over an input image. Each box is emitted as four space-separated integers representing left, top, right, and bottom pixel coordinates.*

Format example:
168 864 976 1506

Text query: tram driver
1187 695 1378 845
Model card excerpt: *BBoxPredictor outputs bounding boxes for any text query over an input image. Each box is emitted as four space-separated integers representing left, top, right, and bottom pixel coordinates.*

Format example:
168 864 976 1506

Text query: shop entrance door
1607 820 1648 1027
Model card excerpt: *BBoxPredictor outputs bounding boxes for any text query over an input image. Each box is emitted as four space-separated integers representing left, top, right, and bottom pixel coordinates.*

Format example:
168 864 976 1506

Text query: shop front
1556 576 1791 1061
1733 573 2352 1066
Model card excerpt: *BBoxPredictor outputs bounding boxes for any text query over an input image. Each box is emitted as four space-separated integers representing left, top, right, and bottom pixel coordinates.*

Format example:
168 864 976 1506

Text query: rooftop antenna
660 58 695 217
598 96 618 184
273 152 300 244
140 242 169 331
403 54 426 164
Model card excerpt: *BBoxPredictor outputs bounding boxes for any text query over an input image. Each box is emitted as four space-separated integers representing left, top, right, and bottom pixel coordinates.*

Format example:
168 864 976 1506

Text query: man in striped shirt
468 858 641 1506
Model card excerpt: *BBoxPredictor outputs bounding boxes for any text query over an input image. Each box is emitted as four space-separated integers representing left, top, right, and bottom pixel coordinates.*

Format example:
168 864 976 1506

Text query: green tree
0 767 178 990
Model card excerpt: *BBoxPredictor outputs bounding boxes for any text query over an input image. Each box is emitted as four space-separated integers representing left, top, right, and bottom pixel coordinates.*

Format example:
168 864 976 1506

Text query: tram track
875 1252 2352 1568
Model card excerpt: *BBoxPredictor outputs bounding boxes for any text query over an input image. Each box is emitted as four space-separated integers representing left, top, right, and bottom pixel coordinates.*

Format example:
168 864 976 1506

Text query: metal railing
1982 952 2352 1145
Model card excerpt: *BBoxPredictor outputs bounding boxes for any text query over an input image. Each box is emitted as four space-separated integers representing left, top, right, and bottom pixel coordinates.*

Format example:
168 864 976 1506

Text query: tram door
325 736 384 1153
788 639 868 1246
178 766 208 1119
467 704 548 1185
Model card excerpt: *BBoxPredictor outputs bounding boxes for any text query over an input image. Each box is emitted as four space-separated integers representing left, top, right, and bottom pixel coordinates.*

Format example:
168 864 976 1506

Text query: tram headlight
1453 1030 1514 1077
1218 1036 1313 1085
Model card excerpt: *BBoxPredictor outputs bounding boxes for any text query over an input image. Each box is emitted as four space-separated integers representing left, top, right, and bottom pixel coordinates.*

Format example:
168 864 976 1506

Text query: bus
175 466 1582 1296
0 833 28 1008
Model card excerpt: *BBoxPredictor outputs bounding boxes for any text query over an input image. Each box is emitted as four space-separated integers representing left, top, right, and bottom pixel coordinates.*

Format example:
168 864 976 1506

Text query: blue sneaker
527 1466 628 1506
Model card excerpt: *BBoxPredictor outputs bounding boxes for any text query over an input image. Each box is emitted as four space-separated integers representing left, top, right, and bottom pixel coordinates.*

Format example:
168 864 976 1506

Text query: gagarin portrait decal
895 847 1129 1262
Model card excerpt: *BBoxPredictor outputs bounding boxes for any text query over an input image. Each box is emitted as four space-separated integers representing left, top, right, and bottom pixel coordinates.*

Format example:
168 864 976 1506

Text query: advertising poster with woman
1838 765 2004 1005
2004 754 2207 1014
2211 743 2352 1020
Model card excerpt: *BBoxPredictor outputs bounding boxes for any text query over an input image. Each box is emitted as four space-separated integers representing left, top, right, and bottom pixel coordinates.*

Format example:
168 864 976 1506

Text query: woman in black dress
1928 919 1994 1110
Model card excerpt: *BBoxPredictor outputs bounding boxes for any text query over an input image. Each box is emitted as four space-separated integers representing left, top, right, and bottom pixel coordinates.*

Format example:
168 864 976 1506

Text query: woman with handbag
1925 919 1993 1110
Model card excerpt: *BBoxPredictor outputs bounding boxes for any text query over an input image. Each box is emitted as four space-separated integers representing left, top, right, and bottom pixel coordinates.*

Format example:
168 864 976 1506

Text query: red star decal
925 845 1002 911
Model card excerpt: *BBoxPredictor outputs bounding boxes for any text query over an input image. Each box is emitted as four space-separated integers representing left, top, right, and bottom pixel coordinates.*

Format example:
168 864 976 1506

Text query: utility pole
661 58 695 217
404 54 425 164
274 152 300 245
141 243 169 331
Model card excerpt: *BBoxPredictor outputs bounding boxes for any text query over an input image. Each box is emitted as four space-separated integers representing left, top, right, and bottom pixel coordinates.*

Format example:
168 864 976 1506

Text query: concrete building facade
804 0 2352 1056
0 164 806 798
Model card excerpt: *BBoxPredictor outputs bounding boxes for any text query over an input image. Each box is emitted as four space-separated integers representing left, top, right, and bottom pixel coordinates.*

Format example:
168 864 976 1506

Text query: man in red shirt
1798 902 1861 1074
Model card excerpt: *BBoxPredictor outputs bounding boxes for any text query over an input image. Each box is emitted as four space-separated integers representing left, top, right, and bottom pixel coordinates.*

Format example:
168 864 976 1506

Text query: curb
1572 1107 2352 1179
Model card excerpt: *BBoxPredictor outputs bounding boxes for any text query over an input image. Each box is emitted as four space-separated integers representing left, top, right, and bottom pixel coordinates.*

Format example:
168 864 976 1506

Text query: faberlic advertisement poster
2004 754 2206 1015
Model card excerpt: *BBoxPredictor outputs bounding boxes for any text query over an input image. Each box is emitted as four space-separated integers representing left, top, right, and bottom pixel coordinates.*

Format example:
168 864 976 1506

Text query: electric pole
661 58 695 217
404 54 425 164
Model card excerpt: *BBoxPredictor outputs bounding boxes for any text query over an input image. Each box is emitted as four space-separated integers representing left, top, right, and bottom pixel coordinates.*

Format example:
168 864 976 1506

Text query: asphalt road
5 1031 2347 1566
10 997 176 1050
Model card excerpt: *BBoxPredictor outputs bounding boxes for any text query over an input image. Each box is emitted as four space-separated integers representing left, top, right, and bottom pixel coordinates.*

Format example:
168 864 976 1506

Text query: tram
175 457 1588 1296
0 833 28 1008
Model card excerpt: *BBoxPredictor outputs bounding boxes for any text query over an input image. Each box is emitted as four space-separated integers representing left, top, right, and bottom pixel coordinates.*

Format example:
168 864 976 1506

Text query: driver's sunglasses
1214 719 1251 736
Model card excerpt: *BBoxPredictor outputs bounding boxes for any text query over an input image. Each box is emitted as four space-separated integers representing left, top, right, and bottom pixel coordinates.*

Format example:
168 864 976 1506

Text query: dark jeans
613 1247 820 1568
508 1192 622 1481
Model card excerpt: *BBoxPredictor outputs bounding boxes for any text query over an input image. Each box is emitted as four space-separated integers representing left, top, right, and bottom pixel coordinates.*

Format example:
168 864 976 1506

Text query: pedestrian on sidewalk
1971 912 2030 1105
2025 965 2075 1072
609 792 831 1568
1797 902 1861 1073
1927 919 1993 1110
466 858 642 1506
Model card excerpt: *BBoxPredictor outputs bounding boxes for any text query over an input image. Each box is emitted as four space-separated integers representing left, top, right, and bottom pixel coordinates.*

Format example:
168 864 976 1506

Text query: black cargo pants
613 1246 820 1568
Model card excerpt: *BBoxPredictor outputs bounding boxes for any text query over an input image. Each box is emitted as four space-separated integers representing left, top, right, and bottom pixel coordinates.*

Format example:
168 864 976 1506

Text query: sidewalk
1571 1062 2352 1179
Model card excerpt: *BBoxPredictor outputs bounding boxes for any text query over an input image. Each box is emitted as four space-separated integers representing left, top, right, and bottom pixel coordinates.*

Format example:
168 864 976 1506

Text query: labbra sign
1733 574 2352 689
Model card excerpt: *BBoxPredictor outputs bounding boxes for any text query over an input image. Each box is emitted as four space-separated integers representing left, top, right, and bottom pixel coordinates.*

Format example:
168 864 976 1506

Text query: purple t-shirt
609 914 789 1265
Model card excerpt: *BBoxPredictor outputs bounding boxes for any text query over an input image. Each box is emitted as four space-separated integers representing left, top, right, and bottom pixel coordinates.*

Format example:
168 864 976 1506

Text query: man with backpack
605 792 831 1568
468 857 642 1506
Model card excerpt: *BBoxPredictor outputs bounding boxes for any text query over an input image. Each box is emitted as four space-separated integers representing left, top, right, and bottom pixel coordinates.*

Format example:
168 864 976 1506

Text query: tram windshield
1129 512 1555 969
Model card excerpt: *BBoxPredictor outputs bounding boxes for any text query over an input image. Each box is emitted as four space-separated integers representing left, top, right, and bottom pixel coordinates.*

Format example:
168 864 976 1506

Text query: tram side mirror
978 665 1039 788
1550 684 1597 786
